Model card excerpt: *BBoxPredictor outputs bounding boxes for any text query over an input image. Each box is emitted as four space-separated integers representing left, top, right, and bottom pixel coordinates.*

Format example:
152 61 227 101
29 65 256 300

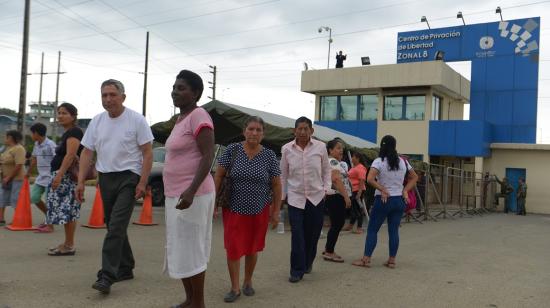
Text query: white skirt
163 193 215 279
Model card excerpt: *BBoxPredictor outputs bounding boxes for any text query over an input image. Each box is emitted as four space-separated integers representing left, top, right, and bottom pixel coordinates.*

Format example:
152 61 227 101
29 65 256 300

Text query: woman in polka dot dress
214 116 282 303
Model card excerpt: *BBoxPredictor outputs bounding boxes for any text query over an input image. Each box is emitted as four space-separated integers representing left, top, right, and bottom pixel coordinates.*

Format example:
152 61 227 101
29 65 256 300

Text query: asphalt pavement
1 187 549 308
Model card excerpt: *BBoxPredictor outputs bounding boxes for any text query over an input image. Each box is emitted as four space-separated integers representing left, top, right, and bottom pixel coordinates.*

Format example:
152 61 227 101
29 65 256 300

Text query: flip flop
34 226 53 233
48 244 65 252
383 261 396 269
48 246 76 256
342 225 353 231
323 254 345 263
352 259 371 268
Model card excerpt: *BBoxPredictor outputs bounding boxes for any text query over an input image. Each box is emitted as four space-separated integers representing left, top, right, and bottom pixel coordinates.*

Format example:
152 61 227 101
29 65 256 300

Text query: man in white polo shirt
76 79 153 294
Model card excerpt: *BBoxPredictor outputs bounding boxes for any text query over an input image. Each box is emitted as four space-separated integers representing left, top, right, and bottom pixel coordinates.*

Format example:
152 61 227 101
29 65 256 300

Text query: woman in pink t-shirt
163 70 216 308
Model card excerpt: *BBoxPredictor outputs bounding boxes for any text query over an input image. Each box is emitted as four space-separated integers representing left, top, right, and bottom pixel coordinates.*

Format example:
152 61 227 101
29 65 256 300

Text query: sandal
48 243 65 252
383 261 396 269
34 225 53 233
352 229 364 234
352 258 371 268
323 253 345 263
223 290 241 303
242 284 255 296
48 245 76 256
342 224 353 231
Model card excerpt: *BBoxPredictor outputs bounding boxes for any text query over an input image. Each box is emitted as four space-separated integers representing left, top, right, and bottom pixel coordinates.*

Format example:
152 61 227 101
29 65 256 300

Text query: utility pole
28 52 66 136
208 65 216 101
17 0 31 133
53 51 62 139
37 52 44 121
142 31 149 117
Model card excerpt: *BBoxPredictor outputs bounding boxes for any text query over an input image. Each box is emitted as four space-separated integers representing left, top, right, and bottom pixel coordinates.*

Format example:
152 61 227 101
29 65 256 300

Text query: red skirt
223 205 270 260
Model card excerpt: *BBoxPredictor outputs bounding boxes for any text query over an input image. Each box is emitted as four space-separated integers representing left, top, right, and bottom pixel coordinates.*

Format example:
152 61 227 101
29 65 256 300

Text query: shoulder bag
216 146 238 209
69 156 97 182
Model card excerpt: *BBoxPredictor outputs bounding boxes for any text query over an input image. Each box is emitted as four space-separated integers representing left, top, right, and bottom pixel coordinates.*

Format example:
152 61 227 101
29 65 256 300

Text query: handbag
69 156 97 182
216 147 238 209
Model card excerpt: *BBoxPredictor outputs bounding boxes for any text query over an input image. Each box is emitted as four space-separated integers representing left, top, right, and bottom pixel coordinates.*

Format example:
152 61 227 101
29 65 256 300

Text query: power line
38 0 174 75
35 0 135 51
34 0 281 45
167 0 415 45
94 0 207 69
5 0 549 79
0 0 94 26
147 1 550 60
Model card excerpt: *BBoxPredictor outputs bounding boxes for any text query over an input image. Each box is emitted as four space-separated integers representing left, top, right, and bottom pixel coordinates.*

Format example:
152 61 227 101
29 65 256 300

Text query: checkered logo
498 19 539 56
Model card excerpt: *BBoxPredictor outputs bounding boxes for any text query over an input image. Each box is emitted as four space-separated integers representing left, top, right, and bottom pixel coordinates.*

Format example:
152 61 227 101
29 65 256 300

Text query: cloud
0 0 549 141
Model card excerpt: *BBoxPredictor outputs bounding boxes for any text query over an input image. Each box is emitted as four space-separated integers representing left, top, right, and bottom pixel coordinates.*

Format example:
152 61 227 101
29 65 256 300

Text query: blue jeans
288 200 324 278
364 196 405 257
0 180 23 208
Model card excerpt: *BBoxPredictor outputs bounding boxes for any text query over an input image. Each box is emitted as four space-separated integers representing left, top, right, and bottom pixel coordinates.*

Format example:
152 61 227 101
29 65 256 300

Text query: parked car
148 147 165 207
148 145 223 207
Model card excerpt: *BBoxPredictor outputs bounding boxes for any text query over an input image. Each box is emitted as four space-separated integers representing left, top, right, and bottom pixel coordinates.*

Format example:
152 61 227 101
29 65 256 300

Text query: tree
0 108 17 117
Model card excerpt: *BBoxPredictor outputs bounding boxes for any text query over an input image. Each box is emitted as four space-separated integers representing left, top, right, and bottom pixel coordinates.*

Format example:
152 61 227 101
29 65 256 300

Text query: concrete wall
377 120 429 161
438 97 465 120
377 88 429 161
484 145 550 214
302 61 470 101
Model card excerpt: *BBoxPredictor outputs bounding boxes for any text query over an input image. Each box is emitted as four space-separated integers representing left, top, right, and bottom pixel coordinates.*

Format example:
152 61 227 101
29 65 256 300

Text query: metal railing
402 162 500 223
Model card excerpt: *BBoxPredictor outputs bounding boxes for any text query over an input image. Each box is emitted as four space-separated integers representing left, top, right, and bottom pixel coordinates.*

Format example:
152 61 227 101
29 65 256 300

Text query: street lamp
318 26 333 69
421 16 431 29
496 7 503 21
457 11 465 25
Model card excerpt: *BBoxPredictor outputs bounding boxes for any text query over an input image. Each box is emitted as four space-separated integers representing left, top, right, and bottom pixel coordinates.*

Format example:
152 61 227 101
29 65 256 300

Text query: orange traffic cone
82 186 106 229
6 178 37 231
133 188 158 226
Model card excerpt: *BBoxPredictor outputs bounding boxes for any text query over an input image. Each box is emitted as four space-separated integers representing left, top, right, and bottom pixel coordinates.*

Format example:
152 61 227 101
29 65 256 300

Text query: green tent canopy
151 100 380 161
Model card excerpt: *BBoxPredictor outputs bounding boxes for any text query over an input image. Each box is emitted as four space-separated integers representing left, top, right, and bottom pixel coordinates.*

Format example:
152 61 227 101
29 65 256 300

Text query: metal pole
208 65 217 100
327 28 332 69
53 51 61 139
17 0 31 133
142 31 149 116
37 52 44 121
212 65 216 100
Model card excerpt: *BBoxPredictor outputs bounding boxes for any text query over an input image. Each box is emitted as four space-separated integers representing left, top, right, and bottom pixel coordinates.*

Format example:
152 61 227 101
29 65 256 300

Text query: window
384 96 404 120
406 96 425 120
340 96 358 120
153 147 166 163
360 95 377 120
383 95 425 121
403 154 424 162
320 96 338 121
431 95 441 120
320 95 378 121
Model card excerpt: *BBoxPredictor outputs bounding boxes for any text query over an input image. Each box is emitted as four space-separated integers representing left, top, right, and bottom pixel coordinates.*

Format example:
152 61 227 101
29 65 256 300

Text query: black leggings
349 191 363 228
325 194 347 253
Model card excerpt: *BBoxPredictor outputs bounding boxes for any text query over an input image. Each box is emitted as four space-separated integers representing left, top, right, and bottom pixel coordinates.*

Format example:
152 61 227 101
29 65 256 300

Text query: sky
1 0 549 142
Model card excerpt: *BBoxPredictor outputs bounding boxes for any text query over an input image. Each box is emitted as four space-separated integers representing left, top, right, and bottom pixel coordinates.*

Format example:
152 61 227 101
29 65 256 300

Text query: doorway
505 168 526 212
